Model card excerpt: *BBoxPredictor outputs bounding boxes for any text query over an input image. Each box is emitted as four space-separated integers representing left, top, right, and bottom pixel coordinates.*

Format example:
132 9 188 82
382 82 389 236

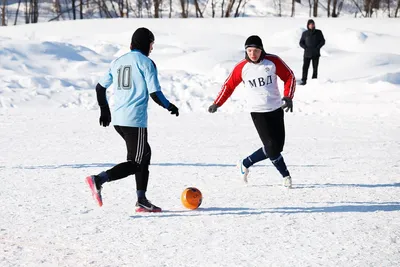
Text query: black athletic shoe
135 198 162 212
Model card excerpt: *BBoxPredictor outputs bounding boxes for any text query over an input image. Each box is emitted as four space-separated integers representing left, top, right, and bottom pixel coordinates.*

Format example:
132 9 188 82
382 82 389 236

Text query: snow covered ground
0 18 400 266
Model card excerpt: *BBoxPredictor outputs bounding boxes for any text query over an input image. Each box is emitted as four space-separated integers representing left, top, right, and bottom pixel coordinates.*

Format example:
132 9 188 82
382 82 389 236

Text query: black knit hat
245 35 263 50
131 27 155 56
307 19 315 29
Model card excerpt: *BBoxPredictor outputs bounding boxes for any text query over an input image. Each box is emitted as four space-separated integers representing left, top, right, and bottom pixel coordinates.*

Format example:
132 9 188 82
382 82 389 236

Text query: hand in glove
168 103 179 117
208 103 219 113
282 97 293 113
99 105 111 127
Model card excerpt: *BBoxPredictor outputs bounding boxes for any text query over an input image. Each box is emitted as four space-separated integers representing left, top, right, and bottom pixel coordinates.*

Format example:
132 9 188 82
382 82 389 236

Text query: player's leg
266 109 292 188
312 57 319 79
301 57 311 85
243 112 270 168
239 112 270 182
135 141 161 212
86 126 140 206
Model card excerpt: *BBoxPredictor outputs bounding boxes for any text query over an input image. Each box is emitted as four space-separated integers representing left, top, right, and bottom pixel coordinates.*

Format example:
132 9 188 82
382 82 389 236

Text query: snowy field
1 18 400 266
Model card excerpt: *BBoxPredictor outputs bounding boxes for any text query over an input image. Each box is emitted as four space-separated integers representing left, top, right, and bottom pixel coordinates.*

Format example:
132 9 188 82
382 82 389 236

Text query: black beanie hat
131 27 155 56
245 35 263 50
307 19 315 29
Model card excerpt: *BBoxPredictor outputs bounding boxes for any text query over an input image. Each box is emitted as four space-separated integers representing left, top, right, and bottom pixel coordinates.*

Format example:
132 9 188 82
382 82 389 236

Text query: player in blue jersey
86 28 179 212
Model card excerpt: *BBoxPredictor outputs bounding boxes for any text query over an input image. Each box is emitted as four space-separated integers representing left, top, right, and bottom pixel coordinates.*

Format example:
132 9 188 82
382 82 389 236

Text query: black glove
208 103 219 113
99 105 111 127
168 103 179 117
282 97 293 113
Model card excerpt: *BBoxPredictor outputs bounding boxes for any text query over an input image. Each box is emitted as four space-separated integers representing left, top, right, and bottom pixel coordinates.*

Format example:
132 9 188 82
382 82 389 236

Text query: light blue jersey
98 50 165 128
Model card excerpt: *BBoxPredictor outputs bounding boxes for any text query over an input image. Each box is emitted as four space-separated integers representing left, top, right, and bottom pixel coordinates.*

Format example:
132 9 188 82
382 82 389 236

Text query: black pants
105 126 151 191
302 56 319 82
251 108 285 159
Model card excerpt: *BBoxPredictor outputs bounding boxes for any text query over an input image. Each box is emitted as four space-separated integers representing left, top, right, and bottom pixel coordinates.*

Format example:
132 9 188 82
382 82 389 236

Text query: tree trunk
225 0 235 17
291 0 295 17
313 0 318 17
14 0 22 25
396 0 400 17
154 0 160 18
179 0 187 18
32 0 38 23
79 0 83 19
194 0 203 17
211 0 215 17
1 0 6 26
234 0 243 17
24 0 28 23
308 0 312 17
221 0 225 17
169 0 172 17
332 0 337 17
327 0 331 17
72 0 76 19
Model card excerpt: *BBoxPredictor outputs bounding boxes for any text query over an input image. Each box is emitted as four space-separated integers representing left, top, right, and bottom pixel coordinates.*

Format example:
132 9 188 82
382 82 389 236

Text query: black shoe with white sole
135 198 162 213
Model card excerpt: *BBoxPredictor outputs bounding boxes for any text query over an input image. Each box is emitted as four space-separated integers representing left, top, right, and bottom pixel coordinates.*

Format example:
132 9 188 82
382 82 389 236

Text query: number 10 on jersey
117 65 132 90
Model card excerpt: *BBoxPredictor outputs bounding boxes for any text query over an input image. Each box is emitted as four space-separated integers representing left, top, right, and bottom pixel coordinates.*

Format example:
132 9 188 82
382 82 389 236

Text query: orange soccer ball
181 187 202 210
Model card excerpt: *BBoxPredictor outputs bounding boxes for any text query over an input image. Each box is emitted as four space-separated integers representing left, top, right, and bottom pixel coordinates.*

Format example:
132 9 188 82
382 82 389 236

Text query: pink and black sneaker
135 198 162 212
86 175 103 207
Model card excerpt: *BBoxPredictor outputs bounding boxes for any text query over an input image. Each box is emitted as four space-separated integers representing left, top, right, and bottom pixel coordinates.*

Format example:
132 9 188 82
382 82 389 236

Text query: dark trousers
105 126 151 191
251 108 285 159
302 57 319 82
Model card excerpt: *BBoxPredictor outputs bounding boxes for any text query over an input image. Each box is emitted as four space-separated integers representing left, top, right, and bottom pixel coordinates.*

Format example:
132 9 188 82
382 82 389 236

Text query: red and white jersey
214 54 296 112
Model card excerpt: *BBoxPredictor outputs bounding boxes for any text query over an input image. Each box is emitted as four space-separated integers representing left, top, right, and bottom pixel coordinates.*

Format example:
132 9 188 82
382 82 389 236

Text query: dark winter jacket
299 20 325 58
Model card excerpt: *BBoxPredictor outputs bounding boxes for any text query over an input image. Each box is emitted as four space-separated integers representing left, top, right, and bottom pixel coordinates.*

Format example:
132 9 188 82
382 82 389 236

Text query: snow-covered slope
0 18 399 267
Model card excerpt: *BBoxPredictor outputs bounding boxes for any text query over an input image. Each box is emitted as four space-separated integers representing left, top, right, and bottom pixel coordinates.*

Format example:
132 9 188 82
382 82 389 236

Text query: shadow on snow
8 162 329 169
130 202 400 218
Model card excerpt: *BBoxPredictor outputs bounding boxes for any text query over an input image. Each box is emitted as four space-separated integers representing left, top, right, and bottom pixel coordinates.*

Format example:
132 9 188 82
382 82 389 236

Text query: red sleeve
266 55 296 99
214 60 247 107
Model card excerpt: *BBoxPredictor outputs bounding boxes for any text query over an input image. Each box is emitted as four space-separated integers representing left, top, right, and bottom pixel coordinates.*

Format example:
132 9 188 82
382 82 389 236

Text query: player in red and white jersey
208 35 295 188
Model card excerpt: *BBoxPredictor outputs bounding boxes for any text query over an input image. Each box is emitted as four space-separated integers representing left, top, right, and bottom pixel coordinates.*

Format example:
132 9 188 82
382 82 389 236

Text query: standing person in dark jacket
299 19 325 85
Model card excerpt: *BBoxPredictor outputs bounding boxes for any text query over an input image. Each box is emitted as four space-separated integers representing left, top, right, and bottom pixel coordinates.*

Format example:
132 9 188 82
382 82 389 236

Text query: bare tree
1 0 6 26
273 0 283 16
221 0 225 17
365 0 381 17
211 0 216 17
234 0 248 17
169 0 172 17
327 0 331 16
193 0 203 17
313 0 318 17
332 0 338 16
80 0 83 18
154 0 161 18
179 0 188 18
14 0 22 25
396 0 400 17
225 0 235 17
291 0 296 17
31 0 39 23
72 0 76 19
308 0 312 17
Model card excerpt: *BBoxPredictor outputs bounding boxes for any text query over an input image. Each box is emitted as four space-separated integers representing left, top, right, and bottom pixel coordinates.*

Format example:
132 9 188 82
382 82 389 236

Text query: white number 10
117 65 132 90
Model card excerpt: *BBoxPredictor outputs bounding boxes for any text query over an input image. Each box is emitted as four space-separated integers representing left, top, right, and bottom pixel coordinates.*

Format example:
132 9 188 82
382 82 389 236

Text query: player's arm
317 30 325 49
270 56 296 99
209 61 245 113
145 59 179 117
267 55 296 112
299 32 307 49
96 66 113 127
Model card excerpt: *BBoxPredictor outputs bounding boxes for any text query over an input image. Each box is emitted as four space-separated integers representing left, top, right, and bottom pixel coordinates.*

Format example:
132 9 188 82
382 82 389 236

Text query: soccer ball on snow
181 187 202 210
